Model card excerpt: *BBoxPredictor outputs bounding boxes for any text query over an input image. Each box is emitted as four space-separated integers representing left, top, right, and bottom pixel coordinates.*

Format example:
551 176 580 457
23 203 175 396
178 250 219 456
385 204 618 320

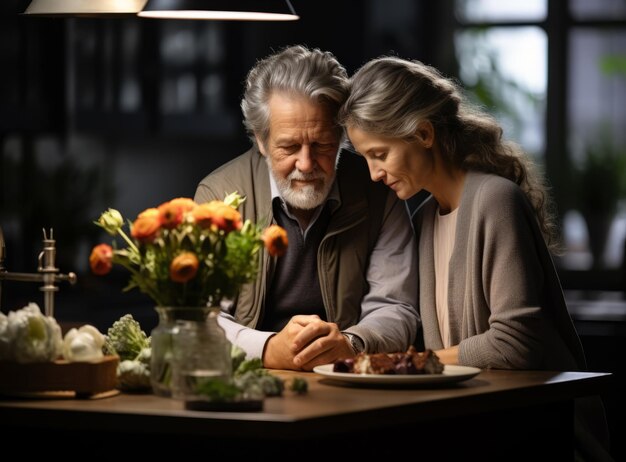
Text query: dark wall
0 0 451 326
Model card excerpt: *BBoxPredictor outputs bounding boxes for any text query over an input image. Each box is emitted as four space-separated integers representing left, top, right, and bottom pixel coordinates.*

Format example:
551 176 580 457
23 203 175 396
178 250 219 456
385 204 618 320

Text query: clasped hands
262 314 355 371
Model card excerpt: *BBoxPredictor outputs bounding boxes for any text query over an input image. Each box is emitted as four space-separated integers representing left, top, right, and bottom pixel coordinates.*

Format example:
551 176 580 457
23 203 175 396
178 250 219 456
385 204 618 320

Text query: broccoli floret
117 359 151 391
289 377 308 394
257 372 284 396
104 314 150 361
233 368 284 397
105 316 153 391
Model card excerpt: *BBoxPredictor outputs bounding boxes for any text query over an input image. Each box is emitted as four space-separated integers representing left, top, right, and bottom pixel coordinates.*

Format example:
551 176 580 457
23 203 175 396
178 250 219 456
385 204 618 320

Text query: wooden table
0 369 611 459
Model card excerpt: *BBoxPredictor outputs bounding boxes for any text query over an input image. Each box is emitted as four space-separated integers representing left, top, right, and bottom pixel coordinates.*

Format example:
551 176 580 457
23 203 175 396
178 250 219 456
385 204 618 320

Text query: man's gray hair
241 45 349 148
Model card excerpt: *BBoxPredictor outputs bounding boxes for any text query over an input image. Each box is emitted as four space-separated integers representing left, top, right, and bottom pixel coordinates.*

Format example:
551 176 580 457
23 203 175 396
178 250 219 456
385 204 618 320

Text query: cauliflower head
0 303 63 363
63 325 105 362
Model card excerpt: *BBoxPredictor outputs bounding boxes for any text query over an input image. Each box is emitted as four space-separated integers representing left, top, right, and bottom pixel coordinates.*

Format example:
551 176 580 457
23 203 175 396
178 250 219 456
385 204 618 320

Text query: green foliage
234 356 263 375
193 379 242 402
457 28 542 144
599 54 626 77
193 351 308 402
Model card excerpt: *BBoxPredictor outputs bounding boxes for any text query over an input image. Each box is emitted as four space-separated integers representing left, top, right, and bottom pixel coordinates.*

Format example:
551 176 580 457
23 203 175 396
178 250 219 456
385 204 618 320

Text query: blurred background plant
0 142 113 273
573 125 626 269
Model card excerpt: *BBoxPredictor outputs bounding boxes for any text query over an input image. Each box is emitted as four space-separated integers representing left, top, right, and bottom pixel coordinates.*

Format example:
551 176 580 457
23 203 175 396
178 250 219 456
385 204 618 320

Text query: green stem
118 229 140 254
115 258 164 305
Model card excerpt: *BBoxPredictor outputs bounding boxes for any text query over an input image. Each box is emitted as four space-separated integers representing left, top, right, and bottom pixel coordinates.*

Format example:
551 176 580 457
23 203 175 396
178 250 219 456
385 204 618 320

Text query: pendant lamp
138 0 299 20
23 0 299 20
23 0 148 17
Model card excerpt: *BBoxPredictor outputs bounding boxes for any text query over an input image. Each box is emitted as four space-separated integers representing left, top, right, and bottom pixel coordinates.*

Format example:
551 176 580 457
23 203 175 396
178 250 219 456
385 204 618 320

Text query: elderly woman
339 56 612 461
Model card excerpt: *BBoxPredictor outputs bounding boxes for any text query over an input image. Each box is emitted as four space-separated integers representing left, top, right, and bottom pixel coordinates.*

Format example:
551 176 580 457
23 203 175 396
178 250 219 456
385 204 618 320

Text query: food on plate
333 346 444 375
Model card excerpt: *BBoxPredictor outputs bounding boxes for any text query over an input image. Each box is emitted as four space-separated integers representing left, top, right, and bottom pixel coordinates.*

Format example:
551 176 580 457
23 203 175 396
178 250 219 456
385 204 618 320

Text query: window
455 26 547 156
455 0 626 289
565 28 626 271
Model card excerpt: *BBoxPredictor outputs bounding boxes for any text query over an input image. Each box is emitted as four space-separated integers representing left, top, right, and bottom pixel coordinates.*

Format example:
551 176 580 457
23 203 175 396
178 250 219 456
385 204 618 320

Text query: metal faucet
0 226 77 317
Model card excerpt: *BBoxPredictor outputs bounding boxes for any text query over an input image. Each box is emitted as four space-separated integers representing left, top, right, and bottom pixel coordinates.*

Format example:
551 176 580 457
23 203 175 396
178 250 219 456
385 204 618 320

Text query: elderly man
194 45 418 371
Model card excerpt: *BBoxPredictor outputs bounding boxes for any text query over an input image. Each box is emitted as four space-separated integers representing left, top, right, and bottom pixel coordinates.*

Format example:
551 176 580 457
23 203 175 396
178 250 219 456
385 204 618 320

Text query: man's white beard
267 158 335 210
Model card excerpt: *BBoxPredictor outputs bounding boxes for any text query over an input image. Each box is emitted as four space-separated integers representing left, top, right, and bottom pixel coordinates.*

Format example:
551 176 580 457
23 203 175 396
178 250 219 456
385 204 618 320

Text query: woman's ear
416 121 435 149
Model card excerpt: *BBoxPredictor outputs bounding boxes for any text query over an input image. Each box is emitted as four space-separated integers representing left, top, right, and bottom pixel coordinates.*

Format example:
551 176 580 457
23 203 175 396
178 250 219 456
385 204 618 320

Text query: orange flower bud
131 214 161 242
263 225 288 257
89 244 113 275
170 252 199 283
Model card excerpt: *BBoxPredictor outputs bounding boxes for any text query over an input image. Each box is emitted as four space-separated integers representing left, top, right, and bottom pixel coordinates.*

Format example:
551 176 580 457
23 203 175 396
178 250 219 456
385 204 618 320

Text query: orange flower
131 213 161 242
170 252 199 283
93 192 285 307
191 201 223 229
138 207 159 218
168 197 197 213
89 244 113 275
263 225 288 257
192 201 242 233
213 203 243 233
161 197 196 228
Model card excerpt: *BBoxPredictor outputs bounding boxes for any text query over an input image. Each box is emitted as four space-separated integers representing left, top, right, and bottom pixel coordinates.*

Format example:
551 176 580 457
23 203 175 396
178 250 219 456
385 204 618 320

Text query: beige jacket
195 148 419 356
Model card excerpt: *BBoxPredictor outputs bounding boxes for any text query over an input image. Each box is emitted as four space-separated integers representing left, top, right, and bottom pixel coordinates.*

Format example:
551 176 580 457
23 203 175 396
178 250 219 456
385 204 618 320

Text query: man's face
256 93 341 210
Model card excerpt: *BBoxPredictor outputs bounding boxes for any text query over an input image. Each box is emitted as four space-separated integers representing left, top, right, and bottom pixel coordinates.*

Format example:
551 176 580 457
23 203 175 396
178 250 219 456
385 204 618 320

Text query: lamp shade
23 0 148 16
138 0 299 20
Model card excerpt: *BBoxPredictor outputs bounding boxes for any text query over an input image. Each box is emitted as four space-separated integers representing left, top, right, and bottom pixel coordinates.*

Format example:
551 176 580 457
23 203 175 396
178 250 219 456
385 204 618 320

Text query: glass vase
150 306 232 398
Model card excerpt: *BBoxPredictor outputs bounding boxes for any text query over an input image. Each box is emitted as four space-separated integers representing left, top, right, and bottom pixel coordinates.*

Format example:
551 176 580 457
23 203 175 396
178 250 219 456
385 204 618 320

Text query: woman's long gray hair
339 56 559 250
241 45 349 148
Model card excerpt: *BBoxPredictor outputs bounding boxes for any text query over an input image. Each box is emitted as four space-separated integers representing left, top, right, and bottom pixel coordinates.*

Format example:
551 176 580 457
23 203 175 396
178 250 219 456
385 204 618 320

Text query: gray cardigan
415 171 586 371
417 171 613 460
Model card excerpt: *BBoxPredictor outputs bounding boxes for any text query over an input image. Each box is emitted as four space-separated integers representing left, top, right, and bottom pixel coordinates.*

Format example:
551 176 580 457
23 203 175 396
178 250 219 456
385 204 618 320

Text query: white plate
312 364 481 386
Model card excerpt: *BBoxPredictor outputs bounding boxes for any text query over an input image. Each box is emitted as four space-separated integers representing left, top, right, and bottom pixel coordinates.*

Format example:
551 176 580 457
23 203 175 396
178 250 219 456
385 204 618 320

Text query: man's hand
262 314 356 370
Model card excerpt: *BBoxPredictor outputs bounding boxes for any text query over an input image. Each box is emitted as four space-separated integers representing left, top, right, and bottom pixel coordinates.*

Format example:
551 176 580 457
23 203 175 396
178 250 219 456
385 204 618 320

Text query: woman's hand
434 345 459 365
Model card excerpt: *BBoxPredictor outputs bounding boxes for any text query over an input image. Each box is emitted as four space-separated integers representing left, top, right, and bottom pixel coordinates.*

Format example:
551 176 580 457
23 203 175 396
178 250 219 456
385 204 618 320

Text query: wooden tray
0 355 119 398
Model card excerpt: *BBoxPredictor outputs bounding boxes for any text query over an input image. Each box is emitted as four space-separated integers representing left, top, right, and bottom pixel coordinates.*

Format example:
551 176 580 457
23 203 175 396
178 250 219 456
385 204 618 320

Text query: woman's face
347 126 433 200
